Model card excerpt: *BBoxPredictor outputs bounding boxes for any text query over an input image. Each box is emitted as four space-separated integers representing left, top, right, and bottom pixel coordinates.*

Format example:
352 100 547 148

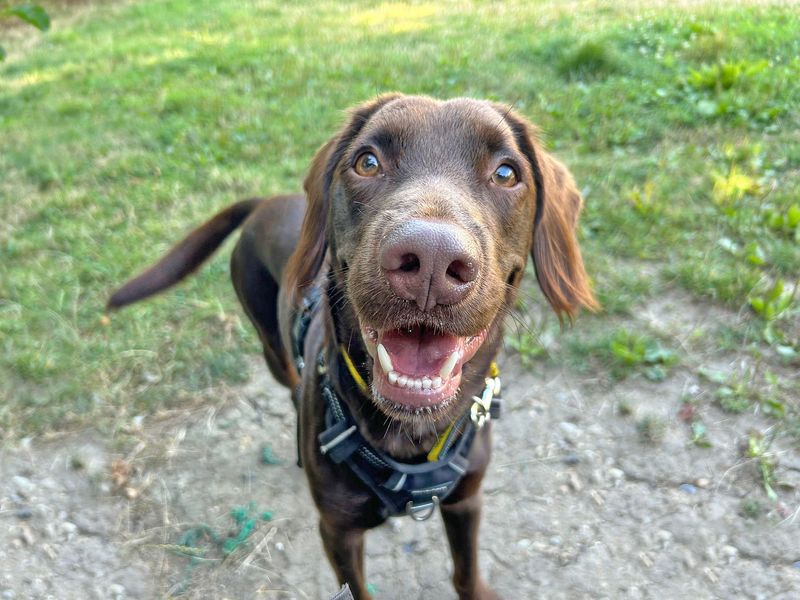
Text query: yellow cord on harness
427 361 500 462
339 345 369 396
427 422 454 462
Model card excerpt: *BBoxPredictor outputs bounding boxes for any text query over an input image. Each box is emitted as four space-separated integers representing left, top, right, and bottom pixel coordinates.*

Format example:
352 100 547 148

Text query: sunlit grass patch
352 2 440 34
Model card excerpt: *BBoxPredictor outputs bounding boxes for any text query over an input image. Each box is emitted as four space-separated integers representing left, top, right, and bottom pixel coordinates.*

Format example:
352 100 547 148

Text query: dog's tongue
379 327 461 377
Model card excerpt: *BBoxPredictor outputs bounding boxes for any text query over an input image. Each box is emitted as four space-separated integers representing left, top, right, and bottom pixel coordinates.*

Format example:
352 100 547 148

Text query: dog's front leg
441 493 499 600
319 519 372 600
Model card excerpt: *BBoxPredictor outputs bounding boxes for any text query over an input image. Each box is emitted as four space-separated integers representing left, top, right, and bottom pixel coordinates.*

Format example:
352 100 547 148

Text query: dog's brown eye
354 152 381 177
491 164 517 187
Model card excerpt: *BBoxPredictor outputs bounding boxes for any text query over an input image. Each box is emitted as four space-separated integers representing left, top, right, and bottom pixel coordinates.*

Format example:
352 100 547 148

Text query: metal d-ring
406 496 439 521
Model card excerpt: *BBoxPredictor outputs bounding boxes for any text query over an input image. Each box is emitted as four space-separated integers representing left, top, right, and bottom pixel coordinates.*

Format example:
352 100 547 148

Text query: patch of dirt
2 295 799 599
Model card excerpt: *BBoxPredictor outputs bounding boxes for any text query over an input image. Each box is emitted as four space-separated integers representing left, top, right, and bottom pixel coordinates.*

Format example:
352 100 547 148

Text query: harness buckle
405 496 439 521
318 423 359 463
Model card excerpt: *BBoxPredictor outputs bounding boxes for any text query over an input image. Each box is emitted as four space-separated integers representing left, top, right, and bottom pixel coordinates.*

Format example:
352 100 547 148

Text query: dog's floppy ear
284 94 402 307
284 136 336 306
531 151 598 320
499 108 598 321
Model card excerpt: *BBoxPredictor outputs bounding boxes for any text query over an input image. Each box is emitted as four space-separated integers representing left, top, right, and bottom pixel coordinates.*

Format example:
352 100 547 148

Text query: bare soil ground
2 296 799 599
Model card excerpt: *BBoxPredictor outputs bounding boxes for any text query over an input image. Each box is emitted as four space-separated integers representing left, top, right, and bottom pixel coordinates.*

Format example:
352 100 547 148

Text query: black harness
293 287 501 520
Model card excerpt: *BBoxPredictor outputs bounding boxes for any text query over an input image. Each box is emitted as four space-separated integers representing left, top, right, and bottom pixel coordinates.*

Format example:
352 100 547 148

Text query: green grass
1 0 799 437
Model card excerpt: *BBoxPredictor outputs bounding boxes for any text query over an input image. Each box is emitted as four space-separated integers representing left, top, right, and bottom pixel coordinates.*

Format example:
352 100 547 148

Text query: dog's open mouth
361 324 487 412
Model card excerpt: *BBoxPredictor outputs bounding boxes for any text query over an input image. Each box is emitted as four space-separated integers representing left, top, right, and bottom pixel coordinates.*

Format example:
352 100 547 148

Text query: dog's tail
107 198 264 310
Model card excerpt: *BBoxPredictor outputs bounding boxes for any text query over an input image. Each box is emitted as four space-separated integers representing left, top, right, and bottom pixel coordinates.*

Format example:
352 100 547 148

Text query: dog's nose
380 219 479 310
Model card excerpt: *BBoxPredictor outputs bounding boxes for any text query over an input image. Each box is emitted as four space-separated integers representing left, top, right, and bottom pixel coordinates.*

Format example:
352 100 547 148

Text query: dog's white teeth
377 343 393 373
439 350 460 380
387 373 445 390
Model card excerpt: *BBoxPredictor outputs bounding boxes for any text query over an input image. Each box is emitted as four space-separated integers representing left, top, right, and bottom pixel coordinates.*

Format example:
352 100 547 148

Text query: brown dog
109 94 597 599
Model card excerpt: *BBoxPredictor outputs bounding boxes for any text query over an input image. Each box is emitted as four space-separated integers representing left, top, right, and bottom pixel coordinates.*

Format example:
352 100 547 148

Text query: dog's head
287 94 596 436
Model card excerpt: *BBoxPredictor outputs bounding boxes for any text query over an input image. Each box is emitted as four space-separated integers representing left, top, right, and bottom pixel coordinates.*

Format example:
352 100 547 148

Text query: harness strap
319 420 475 519
316 350 500 520
291 286 321 373
291 285 503 520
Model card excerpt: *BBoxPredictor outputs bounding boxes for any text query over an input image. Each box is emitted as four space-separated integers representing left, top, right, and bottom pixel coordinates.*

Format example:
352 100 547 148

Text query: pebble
109 583 125 598
14 509 33 520
18 525 35 546
587 424 605 436
695 478 710 488
59 522 78 538
567 472 583 492
11 476 35 497
679 483 697 495
275 542 285 552
656 529 672 545
721 545 738 563
41 543 56 560
561 454 580 465
39 478 60 492
589 469 604 485
608 468 625 481
559 422 583 444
